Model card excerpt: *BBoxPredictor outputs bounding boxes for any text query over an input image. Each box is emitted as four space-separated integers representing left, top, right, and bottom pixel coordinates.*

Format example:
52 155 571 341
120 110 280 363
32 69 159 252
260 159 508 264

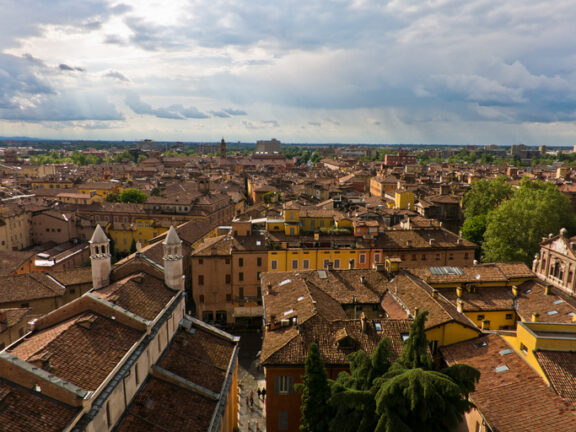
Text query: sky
1 0 576 145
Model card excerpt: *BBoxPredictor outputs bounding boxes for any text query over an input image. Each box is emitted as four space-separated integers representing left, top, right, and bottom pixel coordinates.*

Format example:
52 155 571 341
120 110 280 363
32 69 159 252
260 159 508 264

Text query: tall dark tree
373 311 480 432
328 338 393 432
297 342 331 432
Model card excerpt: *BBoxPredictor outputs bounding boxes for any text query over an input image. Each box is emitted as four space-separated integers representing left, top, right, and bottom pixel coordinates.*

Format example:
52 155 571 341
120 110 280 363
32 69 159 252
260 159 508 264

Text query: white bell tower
90 224 111 289
163 226 184 291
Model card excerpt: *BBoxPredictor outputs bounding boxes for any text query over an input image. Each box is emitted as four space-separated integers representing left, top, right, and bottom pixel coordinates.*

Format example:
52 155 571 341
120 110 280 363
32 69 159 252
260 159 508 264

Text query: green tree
296 342 332 432
373 312 480 432
310 151 322 164
328 338 393 432
118 188 147 203
482 179 576 263
462 177 514 219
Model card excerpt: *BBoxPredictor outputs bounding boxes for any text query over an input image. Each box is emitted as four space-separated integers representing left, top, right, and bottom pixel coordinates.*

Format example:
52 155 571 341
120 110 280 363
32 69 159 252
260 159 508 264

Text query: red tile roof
8 312 143 391
442 334 576 432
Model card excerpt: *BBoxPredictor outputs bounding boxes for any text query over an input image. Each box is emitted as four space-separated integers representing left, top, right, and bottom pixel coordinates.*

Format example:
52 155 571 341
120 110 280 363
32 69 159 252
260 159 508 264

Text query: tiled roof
440 286 514 312
48 267 93 286
384 273 476 330
157 326 236 394
263 314 411 366
376 228 475 249
442 334 576 432
408 262 533 284
0 378 79 432
0 273 66 304
0 307 31 333
516 280 576 323
535 351 576 406
92 272 175 321
8 312 143 391
0 250 36 276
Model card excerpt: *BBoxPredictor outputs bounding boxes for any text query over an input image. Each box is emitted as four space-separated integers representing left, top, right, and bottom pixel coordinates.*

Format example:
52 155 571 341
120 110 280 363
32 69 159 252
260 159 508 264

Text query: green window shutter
275 376 280 394
288 376 294 394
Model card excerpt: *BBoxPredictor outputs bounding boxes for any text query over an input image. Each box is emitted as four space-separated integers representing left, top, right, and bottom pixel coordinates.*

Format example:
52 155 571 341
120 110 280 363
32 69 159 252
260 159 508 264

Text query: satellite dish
475 274 481 280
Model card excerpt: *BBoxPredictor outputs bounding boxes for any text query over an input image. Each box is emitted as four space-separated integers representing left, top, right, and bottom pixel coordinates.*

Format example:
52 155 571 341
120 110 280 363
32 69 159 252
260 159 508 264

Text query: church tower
163 226 184 291
90 224 111 289
220 137 227 159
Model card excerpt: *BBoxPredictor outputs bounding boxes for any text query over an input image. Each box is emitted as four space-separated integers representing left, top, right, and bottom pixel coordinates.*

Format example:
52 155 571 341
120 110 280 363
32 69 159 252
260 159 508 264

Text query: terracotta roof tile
8 312 143 391
516 280 576 323
157 327 236 394
535 351 576 405
263 315 411 366
0 273 66 304
116 377 217 432
442 334 576 432
0 378 79 432
92 272 175 321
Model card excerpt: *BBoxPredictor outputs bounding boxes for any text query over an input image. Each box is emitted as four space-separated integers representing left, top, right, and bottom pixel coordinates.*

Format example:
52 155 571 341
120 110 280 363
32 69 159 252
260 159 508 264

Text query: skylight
297 296 305 302
429 266 464 276
554 299 564 305
317 270 327 279
283 309 294 316
474 341 488 349
548 310 559 315
278 279 292 287
495 365 509 373
499 349 512 356
374 322 382 332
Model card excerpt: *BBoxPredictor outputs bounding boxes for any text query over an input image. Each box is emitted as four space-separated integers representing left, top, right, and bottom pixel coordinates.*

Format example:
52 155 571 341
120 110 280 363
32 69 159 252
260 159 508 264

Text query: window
374 253 380 263
199 295 205 303
436 253 441 261
239 287 244 298
292 260 298 270
477 314 485 321
421 254 426 261
334 259 340 269
226 274 231 284
359 254 366 264
505 313 514 320
257 272 261 280
279 411 289 430
225 258 230 264
520 343 528 354
239 272 244 281
323 259 330 269
198 275 204 285
257 257 262 266
303 259 310 269
271 260 278 270
202 311 213 322
412 254 417 261
464 252 469 260
276 376 293 394
449 253 454 260
199 258 203 265
289 227 295 235
239 257 244 267
226 293 232 302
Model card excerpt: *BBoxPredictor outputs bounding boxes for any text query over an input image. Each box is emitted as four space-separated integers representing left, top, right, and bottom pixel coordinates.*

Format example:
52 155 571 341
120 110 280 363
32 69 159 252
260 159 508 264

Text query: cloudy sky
1 0 576 145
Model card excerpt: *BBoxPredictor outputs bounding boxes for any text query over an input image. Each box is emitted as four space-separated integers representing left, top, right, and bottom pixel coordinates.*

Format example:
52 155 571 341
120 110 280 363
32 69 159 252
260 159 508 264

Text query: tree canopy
326 312 480 432
116 188 147 203
462 176 514 219
297 342 332 432
482 178 576 263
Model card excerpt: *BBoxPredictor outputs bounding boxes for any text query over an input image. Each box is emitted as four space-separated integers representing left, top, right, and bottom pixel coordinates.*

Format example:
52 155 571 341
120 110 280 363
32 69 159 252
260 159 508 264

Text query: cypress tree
297 342 331 432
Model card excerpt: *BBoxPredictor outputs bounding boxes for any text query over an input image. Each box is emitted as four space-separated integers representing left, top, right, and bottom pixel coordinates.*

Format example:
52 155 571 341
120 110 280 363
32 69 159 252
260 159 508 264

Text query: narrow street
234 330 266 431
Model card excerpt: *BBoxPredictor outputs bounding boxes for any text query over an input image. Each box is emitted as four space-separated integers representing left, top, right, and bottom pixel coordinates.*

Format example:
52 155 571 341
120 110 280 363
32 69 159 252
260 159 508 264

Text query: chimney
432 289 438 299
360 276 366 285
511 285 519 298
532 312 539 322
481 319 490 331
456 298 464 313
414 307 419 317
429 238 435 246
456 286 463 298
360 312 367 333
545 285 552 296
267 282 273 294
